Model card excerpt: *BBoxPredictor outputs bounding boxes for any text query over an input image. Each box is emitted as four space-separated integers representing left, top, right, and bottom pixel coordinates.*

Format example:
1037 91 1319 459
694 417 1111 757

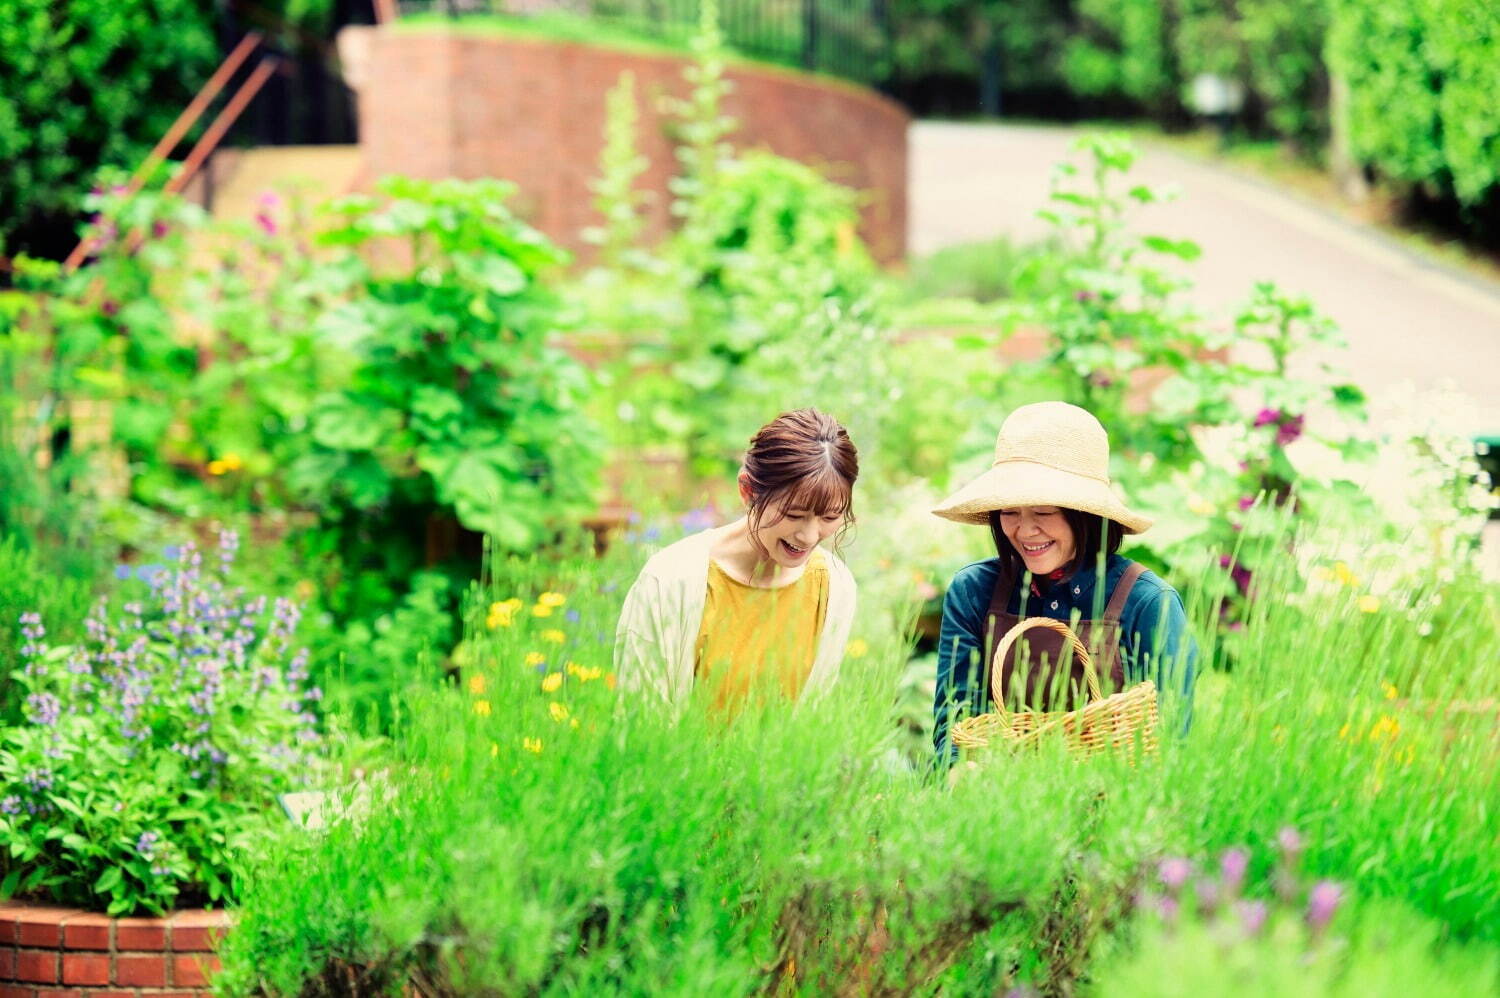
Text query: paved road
909 122 1500 436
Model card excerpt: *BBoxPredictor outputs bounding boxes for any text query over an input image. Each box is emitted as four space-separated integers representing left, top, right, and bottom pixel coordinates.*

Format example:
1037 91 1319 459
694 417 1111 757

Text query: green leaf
311 399 386 451
1141 235 1202 261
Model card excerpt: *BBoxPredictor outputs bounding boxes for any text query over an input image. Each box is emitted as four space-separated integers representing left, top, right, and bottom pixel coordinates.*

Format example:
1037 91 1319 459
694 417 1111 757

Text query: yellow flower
522 737 543 754
531 603 554 618
1338 723 1352 741
467 674 487 695
524 651 546 666
565 661 581 676
473 699 492 717
541 629 566 644
846 638 869 659
487 598 523 629
1358 595 1381 614
578 666 603 682
541 672 563 693
1369 715 1400 742
1382 681 1399 701
549 701 569 722
1333 562 1358 587
538 592 566 607
490 741 499 757
570 718 580 729
208 460 229 476
604 673 616 690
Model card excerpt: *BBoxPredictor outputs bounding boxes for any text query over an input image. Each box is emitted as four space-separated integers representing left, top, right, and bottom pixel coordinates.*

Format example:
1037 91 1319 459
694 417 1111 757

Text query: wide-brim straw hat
932 401 1153 534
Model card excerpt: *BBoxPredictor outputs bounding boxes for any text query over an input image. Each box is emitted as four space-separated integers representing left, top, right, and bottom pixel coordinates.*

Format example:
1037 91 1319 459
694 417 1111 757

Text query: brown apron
983 561 1145 712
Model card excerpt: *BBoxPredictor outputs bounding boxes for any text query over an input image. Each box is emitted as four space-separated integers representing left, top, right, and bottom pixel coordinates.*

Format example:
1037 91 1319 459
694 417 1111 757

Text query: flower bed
0 901 227 996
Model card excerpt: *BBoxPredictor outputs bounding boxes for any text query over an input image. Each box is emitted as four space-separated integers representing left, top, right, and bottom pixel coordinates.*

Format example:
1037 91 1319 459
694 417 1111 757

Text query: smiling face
749 496 845 570
998 505 1078 576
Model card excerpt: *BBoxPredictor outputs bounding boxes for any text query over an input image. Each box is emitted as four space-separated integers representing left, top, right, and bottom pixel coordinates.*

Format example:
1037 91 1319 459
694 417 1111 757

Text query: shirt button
1073 586 1081 595
1050 601 1059 610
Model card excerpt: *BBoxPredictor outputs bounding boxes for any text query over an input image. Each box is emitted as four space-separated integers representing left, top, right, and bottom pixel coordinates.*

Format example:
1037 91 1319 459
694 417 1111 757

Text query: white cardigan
613 525 858 708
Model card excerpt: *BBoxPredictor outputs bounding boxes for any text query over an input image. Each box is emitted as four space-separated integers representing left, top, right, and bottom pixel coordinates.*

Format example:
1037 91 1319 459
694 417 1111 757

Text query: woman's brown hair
742 408 859 554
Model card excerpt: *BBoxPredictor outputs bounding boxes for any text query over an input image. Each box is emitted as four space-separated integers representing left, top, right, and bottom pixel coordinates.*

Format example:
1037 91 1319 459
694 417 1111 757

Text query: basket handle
989 616 1102 717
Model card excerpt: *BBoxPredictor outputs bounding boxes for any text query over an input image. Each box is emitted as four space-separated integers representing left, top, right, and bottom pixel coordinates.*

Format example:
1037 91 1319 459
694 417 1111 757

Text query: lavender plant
0 530 326 915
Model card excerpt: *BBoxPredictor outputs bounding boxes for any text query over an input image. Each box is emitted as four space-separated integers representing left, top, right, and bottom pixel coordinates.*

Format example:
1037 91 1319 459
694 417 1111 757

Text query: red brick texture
0 903 230 998
353 27 910 264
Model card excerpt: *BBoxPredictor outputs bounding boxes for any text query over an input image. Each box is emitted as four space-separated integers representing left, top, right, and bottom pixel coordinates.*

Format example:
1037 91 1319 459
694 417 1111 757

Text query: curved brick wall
349 27 909 263
0 902 228 997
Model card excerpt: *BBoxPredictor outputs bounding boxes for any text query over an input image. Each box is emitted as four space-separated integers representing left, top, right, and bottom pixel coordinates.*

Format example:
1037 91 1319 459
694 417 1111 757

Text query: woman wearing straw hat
930 401 1196 764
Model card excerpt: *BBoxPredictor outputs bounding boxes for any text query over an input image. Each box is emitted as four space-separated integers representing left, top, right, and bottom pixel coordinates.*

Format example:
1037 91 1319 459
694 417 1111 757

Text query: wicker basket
950 617 1159 756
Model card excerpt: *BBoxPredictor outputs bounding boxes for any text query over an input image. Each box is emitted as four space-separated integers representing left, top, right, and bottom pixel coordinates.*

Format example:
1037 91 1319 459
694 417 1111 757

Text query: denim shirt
932 553 1197 764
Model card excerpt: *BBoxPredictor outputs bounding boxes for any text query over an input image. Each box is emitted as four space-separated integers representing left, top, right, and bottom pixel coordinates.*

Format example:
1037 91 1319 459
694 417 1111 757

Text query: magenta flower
255 212 277 236
1276 827 1304 858
1220 847 1250 893
1306 880 1343 930
1237 495 1256 511
1275 415 1305 447
1235 899 1268 936
1158 857 1192 893
1254 408 1282 427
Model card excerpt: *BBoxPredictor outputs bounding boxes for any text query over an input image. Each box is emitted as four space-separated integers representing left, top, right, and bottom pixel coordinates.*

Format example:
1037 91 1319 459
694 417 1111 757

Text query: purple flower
1306 880 1343 930
151 221 170 238
1158 857 1191 893
1073 289 1095 303
114 564 133 580
564 609 581 624
601 581 619 593
0 795 20 815
1275 415 1305 447
135 830 160 859
162 545 182 561
22 768 54 794
25 692 61 727
1254 408 1282 428
101 299 120 317
1235 899 1268 936
1237 495 1256 512
1220 847 1250 893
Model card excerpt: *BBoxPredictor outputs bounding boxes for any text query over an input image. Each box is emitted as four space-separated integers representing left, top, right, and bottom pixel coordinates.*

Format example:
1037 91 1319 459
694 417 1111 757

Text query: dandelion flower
488 598 523 629
549 701 569 723
846 638 869 659
1358 595 1381 614
1333 562 1358 587
541 629 566 644
473 699 492 717
577 666 602 682
565 661 581 676
1381 681 1398 700
1369 716 1400 741
522 737 543 754
604 673 616 690
468 674 487 695
531 603 554 618
541 672 562 693
538 591 566 607
490 741 499 757
570 718 580 729
525 651 546 666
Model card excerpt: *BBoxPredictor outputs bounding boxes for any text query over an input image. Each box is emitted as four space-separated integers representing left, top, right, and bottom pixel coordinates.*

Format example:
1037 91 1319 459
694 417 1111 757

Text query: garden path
909 122 1500 438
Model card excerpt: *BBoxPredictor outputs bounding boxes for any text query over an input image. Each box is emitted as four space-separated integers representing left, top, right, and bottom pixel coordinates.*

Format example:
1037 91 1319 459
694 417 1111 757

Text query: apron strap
1103 561 1146 622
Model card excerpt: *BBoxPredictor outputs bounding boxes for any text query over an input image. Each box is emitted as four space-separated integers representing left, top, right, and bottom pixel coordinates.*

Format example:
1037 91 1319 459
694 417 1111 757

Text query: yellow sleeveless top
695 549 830 711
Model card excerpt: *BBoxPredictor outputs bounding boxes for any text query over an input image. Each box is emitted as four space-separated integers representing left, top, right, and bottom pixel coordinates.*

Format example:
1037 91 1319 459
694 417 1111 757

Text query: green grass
217 511 1500 995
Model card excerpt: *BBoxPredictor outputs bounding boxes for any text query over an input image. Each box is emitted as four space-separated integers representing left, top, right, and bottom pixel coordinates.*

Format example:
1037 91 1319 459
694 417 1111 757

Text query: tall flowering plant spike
0 530 328 916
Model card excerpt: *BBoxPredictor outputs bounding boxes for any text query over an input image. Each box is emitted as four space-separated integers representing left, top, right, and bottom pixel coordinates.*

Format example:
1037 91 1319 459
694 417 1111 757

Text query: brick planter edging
0 901 230 998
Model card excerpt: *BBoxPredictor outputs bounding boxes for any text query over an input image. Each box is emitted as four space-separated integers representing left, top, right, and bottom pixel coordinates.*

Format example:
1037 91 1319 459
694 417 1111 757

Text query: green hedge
1328 0 1500 207
0 0 218 258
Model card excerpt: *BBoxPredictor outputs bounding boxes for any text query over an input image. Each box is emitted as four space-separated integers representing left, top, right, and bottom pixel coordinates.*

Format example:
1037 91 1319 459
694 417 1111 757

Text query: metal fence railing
395 0 893 88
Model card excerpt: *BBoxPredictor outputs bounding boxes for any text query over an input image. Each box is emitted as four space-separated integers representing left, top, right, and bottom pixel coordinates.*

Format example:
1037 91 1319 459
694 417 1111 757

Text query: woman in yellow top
614 409 859 712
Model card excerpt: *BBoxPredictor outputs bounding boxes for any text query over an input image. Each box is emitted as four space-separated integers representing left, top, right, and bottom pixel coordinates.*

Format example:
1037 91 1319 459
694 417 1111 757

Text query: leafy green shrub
0 531 327 915
1328 0 1500 209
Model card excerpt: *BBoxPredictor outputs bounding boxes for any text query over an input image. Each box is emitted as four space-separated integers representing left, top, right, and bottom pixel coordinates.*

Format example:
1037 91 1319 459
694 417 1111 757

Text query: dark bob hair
987 507 1124 581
